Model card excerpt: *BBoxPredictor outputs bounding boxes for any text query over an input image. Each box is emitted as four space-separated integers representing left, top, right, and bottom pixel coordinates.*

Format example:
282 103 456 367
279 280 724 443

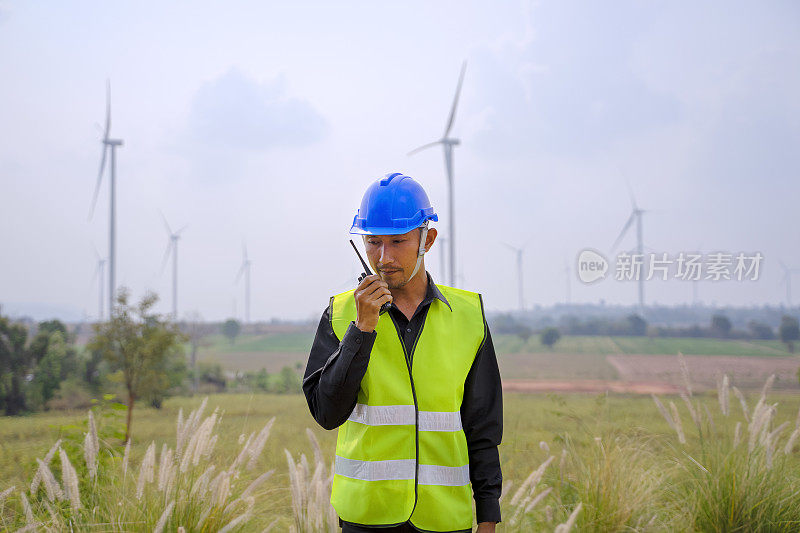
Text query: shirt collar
423 271 452 311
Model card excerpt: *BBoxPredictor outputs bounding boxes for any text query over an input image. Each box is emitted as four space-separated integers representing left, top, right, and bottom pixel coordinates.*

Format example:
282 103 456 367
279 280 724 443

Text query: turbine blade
611 212 636 252
88 145 108 220
407 141 441 156
625 179 638 210
443 61 467 138
105 79 111 139
235 262 246 283
159 209 173 236
501 242 518 252
175 224 188 236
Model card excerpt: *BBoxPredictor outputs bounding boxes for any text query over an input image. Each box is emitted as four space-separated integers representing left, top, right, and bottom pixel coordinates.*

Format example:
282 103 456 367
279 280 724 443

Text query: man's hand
354 274 392 332
476 522 496 532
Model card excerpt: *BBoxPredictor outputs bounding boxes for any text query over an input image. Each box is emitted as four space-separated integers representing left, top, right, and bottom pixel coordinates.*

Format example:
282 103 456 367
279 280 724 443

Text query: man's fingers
363 281 389 299
356 274 380 291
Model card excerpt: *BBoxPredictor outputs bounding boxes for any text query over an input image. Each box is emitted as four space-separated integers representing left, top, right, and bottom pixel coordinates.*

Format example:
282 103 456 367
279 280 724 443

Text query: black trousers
341 521 418 532
340 519 469 533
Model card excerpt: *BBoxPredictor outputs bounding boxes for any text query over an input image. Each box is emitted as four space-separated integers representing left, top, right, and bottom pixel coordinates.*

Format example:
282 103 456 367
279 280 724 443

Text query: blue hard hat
350 173 438 235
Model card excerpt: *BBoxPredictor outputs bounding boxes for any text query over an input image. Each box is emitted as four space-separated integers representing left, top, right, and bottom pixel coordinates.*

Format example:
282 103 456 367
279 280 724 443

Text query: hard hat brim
350 226 419 236
349 213 438 236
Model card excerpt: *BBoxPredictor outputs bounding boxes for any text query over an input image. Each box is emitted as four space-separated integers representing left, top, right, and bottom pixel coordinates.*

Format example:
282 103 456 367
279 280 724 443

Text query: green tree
711 314 732 338
222 318 241 345
515 324 533 345
748 320 774 340
275 365 301 394
779 315 800 353
29 331 67 409
626 314 647 336
540 327 561 349
0 316 34 415
88 288 187 442
197 360 227 391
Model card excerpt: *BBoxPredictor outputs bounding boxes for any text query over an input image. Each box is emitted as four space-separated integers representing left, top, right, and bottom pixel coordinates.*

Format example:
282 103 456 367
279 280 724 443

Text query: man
303 173 503 533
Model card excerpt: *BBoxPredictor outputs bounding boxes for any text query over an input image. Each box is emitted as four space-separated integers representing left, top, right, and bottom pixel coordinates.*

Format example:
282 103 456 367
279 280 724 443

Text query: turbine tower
236 244 252 323
89 81 123 316
438 236 447 282
92 246 106 320
159 211 187 318
564 259 571 305
611 183 647 311
502 242 527 311
779 260 800 307
409 61 466 287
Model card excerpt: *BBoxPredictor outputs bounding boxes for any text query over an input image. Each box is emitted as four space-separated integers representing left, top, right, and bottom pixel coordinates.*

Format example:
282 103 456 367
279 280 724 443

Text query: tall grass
0 398 277 531
654 359 800 532
501 433 667 532
285 428 338 533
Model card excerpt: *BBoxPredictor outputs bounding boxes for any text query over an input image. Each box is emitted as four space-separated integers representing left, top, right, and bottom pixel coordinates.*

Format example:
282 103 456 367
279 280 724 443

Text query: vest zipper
388 312 424 522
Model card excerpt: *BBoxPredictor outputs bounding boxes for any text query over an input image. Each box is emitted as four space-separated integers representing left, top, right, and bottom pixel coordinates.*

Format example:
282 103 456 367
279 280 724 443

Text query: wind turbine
438 236 447 282
692 244 702 307
92 246 106 320
610 182 647 311
88 81 124 317
235 244 252 323
502 241 528 311
409 61 467 287
779 260 800 307
564 258 571 305
159 211 187 318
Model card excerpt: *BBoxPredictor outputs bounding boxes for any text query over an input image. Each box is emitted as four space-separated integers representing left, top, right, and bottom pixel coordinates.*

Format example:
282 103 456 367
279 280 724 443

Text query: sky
1 1 798 322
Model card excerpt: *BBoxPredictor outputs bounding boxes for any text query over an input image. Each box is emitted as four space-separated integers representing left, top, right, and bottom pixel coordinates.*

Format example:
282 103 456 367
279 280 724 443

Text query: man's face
363 228 425 289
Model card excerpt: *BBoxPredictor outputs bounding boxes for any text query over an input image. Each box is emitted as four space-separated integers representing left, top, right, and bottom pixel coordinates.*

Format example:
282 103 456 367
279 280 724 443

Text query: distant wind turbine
610 182 647 311
502 241 529 311
409 61 467 287
159 211 187 318
692 244 702 307
564 258 571 305
438 236 447 282
235 244 252 323
779 260 800 307
88 81 124 316
92 246 106 320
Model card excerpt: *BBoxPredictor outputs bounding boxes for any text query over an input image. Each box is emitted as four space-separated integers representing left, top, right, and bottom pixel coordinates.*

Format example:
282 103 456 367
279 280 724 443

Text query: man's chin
381 271 406 289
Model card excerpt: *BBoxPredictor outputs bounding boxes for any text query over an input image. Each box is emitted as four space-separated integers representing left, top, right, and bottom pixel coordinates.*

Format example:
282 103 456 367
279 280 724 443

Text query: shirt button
355 336 362 344
406 327 412 333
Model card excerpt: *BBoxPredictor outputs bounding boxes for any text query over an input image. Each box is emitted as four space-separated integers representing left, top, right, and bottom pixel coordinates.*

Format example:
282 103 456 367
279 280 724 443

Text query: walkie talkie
350 239 391 315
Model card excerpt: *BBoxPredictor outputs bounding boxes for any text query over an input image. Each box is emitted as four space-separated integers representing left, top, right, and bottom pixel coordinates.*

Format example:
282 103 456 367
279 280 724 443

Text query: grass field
3 389 800 531
197 332 797 386
495 334 793 357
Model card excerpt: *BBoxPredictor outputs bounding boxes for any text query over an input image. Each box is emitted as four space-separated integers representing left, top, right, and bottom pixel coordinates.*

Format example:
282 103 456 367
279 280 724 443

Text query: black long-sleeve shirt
302 272 503 528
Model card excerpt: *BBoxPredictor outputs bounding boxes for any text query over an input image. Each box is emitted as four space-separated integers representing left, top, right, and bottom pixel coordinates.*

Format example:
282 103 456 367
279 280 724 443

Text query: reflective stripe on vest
335 456 471 486
347 403 463 432
329 283 486 532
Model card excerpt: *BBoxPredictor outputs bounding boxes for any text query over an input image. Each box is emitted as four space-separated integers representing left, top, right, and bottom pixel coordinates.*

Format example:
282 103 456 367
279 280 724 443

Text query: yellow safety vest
329 284 486 532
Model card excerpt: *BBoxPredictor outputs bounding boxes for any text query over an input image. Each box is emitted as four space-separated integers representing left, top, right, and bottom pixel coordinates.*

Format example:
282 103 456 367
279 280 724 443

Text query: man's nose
379 243 391 265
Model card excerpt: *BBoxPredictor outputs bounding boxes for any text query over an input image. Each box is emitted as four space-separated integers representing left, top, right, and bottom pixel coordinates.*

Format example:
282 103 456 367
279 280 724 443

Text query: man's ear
424 227 437 253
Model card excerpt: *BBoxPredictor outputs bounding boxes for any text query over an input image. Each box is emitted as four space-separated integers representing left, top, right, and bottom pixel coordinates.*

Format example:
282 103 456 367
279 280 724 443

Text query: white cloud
187 67 327 152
